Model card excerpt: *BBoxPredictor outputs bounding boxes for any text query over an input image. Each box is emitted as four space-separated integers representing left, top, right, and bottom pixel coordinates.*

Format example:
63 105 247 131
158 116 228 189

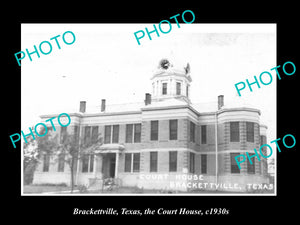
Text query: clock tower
150 58 192 103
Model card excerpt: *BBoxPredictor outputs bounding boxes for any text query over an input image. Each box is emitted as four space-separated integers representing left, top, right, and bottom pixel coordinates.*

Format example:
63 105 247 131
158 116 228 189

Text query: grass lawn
23 185 275 194
23 185 74 194
23 185 173 194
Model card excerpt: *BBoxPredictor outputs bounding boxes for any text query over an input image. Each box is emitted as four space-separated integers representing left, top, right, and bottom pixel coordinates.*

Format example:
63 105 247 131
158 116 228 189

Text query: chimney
218 95 224 110
79 101 86 113
145 93 151 105
101 99 106 112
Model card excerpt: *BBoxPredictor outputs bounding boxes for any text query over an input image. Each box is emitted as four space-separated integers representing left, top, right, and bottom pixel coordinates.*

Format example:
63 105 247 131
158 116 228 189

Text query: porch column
93 154 97 177
115 152 119 179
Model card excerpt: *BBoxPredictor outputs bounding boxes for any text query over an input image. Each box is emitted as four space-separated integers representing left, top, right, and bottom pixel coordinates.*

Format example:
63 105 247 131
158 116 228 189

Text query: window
150 120 159 141
246 122 254 142
112 125 119 143
124 153 140 173
124 153 132 172
83 126 99 145
247 153 255 174
60 126 67 144
134 124 141 143
260 135 267 155
169 151 177 172
201 125 207 144
230 153 240 173
82 155 89 173
74 125 79 143
176 82 181 95
91 126 99 144
169 119 178 140
58 153 65 172
104 125 119 143
186 85 189 97
104 125 111 144
162 83 167 95
201 154 207 174
230 122 240 142
126 124 141 143
260 135 267 145
133 153 140 172
189 152 195 173
82 154 94 173
43 154 50 172
190 121 196 142
84 126 91 145
89 154 94 172
126 124 133 143
150 152 158 172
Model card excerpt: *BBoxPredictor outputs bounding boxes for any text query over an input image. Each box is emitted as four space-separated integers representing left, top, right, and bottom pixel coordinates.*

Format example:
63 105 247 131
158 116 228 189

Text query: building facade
33 59 271 193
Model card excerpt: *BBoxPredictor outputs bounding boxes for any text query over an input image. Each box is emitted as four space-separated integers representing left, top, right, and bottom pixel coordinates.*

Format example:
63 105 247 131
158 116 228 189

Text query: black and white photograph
21 24 276 195
5 4 297 222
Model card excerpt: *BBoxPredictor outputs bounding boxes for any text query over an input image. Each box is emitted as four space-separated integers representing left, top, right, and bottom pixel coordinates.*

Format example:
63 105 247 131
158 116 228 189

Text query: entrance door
109 156 116 178
102 153 116 178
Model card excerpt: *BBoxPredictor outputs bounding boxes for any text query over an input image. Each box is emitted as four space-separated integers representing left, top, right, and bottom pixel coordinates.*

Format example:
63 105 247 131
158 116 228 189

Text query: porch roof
94 143 125 154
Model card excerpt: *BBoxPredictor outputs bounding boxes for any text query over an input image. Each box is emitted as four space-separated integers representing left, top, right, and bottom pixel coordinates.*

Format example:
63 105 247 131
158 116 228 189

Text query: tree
23 125 102 193
23 127 58 184
23 135 38 185
56 130 103 193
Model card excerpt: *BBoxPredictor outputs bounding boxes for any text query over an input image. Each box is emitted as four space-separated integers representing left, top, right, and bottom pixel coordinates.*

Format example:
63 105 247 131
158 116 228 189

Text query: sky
21 23 276 149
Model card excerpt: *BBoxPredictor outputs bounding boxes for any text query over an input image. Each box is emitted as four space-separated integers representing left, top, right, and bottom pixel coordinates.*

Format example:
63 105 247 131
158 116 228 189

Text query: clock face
160 59 170 69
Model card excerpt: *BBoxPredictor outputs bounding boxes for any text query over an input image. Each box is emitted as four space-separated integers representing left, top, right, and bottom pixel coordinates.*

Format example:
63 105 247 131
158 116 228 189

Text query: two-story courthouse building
33 59 270 192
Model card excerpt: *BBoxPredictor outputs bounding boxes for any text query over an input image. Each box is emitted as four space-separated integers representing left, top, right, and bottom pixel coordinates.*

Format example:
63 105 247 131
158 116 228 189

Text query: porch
85 144 125 190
